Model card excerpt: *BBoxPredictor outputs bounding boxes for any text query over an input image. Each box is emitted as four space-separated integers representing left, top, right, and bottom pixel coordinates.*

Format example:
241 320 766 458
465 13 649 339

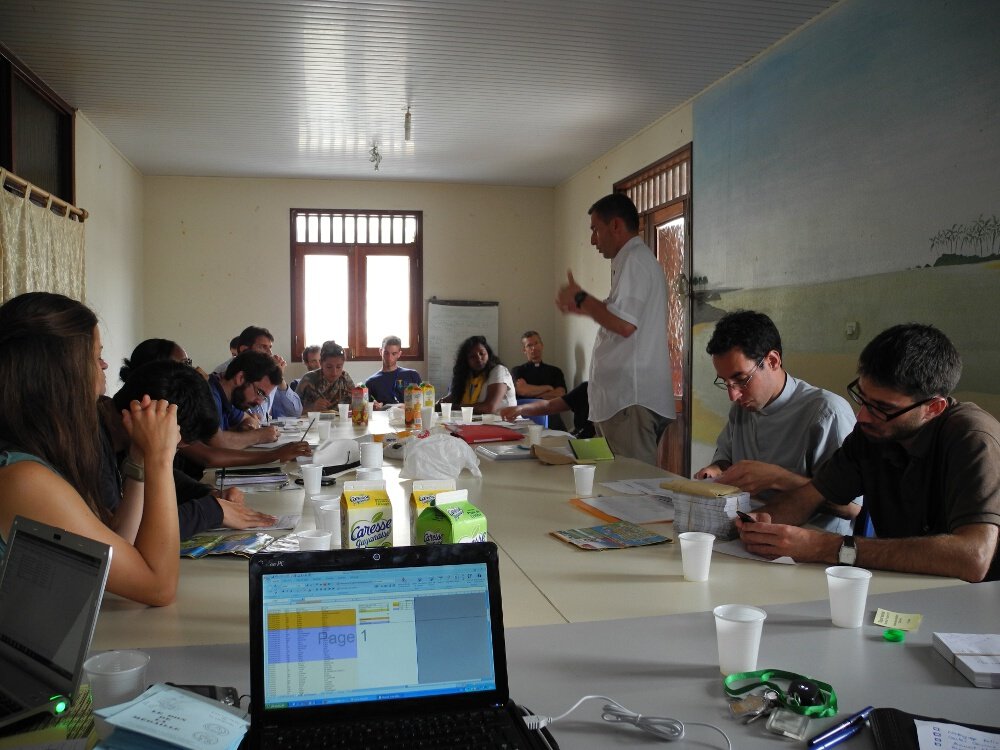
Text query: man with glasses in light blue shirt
206 351 283 449
695 310 859 533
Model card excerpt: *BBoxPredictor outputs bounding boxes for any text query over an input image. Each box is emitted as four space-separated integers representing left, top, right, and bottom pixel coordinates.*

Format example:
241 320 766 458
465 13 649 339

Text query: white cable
522 694 732 748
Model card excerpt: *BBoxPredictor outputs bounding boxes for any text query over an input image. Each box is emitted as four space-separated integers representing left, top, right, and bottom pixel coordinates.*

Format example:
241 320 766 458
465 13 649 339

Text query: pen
299 417 316 443
736 510 755 523
807 706 873 748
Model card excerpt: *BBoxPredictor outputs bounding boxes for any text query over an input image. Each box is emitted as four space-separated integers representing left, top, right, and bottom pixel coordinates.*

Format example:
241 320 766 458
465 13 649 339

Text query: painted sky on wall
692 0 1000 290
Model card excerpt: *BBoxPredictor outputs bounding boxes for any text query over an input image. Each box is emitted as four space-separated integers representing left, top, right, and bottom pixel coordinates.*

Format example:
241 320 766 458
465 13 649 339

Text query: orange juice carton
415 489 487 545
409 479 457 543
340 480 392 549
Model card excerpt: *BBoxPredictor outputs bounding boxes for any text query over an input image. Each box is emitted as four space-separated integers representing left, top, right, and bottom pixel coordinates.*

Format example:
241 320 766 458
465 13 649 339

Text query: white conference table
92 413 963 651
141 582 1000 749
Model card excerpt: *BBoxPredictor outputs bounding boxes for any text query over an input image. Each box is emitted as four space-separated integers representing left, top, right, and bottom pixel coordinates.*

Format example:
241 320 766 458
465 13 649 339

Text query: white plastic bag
399 434 482 480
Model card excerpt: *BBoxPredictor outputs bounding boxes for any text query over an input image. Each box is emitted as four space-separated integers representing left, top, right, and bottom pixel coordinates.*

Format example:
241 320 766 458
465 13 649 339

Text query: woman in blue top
0 292 182 606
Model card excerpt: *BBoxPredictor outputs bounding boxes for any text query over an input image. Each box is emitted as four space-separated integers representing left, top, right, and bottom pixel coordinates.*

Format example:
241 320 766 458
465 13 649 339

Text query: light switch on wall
845 321 860 340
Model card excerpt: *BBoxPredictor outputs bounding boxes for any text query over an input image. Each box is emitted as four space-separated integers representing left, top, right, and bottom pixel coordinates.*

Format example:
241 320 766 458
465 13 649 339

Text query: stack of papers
932 632 1000 688
658 478 750 539
215 466 288 488
95 683 248 749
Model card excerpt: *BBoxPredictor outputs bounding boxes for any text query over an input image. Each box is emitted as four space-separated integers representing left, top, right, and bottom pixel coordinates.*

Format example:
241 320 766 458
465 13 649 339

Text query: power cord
522 695 732 748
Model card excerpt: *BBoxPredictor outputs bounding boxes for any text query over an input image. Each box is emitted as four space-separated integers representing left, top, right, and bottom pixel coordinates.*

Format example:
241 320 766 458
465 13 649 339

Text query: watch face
838 541 857 565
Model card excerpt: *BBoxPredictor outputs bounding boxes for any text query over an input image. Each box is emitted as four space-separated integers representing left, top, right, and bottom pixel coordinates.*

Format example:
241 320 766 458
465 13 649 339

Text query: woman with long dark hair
442 335 516 414
0 292 181 606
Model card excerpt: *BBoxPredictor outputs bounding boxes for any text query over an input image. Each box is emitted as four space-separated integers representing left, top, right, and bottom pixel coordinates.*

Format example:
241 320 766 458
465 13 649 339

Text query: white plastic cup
679 532 716 582
461 406 474 424
826 566 872 628
357 468 383 481
713 604 767 675
439 403 452 422
309 493 338 519
298 529 332 551
338 403 349 421
83 649 150 739
360 442 383 469
572 464 596 497
421 406 435 429
527 424 543 446
317 421 331 440
301 464 323 495
314 504 342 548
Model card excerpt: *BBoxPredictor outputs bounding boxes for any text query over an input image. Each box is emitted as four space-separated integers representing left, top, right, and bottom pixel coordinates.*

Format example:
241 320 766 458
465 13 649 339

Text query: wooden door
646 202 691 476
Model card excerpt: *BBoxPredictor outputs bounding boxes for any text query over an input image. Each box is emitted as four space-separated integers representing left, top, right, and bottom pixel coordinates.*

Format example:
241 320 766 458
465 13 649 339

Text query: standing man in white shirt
556 193 674 465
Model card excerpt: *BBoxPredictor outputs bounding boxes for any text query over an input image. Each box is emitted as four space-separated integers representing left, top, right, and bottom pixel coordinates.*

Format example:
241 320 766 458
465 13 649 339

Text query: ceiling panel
1 0 840 186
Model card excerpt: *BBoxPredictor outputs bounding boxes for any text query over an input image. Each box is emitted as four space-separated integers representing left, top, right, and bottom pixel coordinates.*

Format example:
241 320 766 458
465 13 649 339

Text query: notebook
0 516 111 731
447 424 525 444
247 542 550 749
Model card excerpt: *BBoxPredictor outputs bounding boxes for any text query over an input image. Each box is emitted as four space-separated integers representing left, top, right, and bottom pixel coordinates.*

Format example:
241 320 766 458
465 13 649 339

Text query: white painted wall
142 177 555 387
74 113 145 388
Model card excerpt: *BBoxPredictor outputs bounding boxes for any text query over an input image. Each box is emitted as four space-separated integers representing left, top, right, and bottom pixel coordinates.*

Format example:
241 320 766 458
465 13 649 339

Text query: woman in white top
443 336 516 413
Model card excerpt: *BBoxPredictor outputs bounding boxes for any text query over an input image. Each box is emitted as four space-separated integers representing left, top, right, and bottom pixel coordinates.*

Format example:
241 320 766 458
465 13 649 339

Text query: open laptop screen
260 561 496 710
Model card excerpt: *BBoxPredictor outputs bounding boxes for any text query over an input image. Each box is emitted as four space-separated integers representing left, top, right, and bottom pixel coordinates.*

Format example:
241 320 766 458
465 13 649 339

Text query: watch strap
573 290 588 308
121 458 145 482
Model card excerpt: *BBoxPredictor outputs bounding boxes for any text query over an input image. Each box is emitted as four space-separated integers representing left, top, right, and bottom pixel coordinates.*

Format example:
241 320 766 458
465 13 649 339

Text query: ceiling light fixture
404 107 412 141
369 143 382 171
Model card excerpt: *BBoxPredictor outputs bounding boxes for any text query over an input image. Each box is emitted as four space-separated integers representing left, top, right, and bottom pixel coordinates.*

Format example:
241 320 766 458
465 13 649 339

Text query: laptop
0 516 112 731
248 542 551 749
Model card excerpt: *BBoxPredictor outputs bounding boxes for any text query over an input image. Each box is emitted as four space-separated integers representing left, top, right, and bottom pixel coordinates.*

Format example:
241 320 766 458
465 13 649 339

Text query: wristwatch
121 458 145 482
838 535 857 565
573 290 588 308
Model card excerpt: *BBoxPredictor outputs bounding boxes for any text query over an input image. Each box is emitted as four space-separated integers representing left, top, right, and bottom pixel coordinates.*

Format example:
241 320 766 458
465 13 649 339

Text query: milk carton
415 489 487 545
409 479 457 544
340 480 393 549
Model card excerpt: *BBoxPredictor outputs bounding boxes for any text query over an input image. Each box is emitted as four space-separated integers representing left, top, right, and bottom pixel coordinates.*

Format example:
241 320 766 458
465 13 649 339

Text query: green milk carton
415 489 487 545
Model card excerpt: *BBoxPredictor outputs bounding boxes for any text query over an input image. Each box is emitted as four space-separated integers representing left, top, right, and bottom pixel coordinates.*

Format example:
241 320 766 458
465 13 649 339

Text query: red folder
448 424 524 444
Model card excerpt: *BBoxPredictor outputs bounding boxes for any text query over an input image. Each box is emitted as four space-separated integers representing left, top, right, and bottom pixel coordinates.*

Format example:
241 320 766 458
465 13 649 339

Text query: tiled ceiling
1 0 839 186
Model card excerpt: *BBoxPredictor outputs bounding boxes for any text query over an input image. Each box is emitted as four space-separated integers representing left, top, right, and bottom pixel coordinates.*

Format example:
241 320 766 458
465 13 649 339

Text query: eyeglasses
246 382 268 401
180 357 193 367
714 358 765 392
845 378 934 422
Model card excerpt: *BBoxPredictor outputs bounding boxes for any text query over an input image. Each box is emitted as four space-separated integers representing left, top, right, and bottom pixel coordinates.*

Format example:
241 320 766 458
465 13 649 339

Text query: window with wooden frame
1 44 75 205
290 209 423 362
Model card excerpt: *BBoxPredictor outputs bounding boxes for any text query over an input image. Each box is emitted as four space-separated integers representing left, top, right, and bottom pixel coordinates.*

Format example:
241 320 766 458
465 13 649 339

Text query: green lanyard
723 669 838 718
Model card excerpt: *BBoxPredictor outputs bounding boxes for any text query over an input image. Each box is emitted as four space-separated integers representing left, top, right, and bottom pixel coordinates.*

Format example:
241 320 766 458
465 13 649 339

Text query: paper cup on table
679 532 716 582
420 407 434 429
527 424 543 446
315 504 342 548
308 411 321 422
338 403 350 421
301 464 323 495
357 468 383 481
713 604 767 675
360 442 383 469
461 406 474 424
317 421 331 440
309 493 338 519
84 650 149 738
298 529 332 551
826 566 872 628
439 403 452 422
572 464 596 497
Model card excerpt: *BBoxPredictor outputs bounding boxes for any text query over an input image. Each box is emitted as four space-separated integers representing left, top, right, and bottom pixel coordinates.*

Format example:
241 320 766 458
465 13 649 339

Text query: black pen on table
299 417 316 443
807 706 873 750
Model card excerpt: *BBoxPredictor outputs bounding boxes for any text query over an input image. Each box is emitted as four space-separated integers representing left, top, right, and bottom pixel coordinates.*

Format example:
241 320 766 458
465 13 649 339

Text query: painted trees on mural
930 215 1000 266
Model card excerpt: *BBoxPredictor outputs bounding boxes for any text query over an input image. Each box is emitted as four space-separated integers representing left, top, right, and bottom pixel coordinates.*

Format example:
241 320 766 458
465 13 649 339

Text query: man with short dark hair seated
208 351 285 448
738 324 1000 582
215 325 301 419
511 330 568 430
365 335 422 408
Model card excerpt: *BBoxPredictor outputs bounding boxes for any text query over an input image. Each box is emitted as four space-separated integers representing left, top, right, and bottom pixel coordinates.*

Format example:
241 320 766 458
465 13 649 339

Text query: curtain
0 169 85 302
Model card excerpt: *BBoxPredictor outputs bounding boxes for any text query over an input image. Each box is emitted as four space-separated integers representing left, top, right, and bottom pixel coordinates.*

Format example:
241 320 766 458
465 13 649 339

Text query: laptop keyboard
262 707 533 749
